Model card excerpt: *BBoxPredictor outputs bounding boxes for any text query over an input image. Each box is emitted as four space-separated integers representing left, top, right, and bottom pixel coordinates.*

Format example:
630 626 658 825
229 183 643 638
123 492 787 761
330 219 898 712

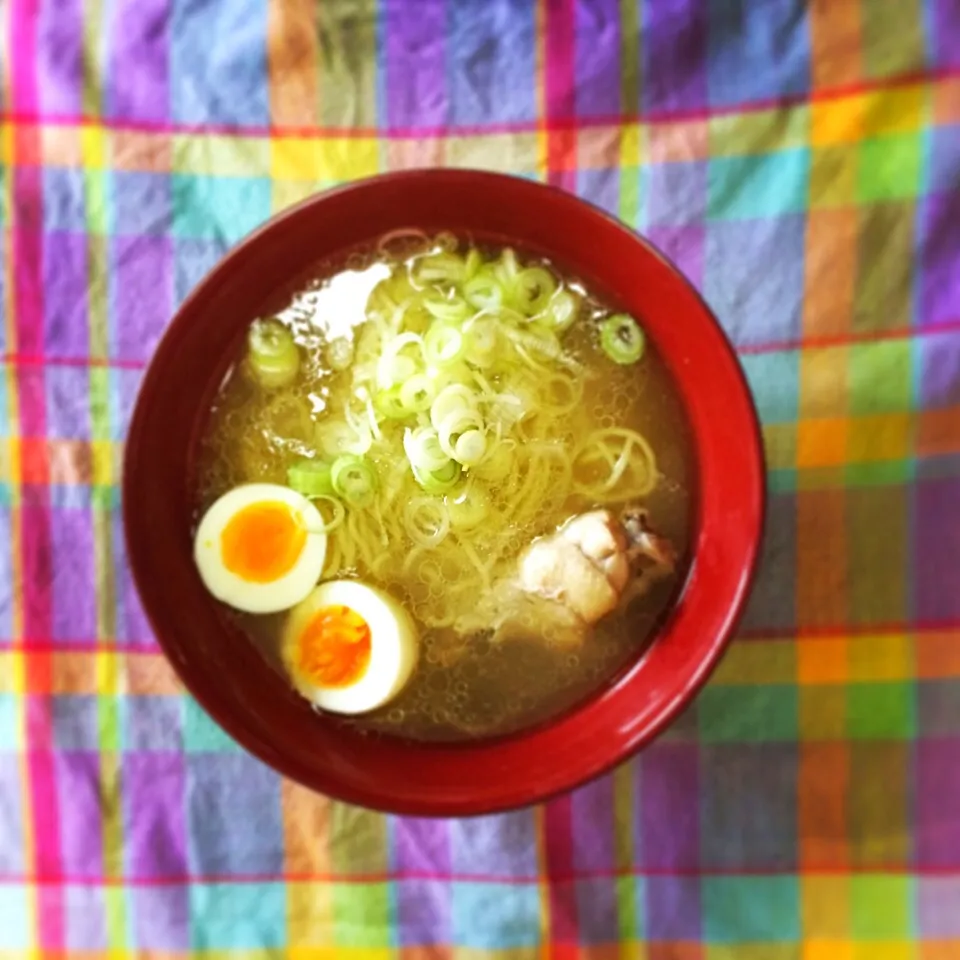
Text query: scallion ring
599 313 645 365
331 454 378 507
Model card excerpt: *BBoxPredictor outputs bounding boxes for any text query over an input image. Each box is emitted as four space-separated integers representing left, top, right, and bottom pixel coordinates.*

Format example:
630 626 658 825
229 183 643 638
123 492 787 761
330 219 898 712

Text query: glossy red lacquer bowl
124 170 764 815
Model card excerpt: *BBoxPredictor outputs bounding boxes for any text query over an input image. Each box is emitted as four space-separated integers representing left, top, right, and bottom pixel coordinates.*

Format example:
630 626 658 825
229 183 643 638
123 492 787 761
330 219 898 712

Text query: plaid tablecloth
2 0 959 956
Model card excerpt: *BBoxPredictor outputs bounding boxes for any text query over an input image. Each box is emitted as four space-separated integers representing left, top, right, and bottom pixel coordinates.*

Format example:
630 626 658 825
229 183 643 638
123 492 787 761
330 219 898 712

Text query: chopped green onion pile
240 239 656 609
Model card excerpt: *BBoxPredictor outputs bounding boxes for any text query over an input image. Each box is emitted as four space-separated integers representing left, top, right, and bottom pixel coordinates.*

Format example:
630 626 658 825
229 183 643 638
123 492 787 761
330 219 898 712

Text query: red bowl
124 170 764 815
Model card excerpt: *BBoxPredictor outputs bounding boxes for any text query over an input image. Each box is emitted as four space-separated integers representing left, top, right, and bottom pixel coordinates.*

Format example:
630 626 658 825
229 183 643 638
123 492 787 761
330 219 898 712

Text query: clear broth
196 237 695 741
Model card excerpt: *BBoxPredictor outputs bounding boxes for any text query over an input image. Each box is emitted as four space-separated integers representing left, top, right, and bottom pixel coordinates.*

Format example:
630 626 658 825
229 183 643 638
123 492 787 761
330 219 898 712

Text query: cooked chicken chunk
454 506 677 645
518 510 632 623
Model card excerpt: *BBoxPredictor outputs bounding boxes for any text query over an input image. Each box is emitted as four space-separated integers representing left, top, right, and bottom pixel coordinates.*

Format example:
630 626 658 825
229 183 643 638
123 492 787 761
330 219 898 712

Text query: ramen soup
194 232 694 741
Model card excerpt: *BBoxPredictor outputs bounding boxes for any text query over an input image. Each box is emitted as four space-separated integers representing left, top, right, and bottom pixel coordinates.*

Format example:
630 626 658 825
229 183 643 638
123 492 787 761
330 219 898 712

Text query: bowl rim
123 169 766 815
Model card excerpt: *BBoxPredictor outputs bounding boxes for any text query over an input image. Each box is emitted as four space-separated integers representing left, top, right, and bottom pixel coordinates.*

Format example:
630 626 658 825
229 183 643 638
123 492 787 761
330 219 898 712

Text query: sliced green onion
430 384 478 432
375 331 423 386
438 409 484 460
413 460 462 494
464 270 504 311
514 267 557 316
423 322 465 367
287 459 334 497
474 439 517 482
331 454 378 507
414 252 465 284
403 497 451 548
463 248 483 281
374 386 409 420
447 484 491 530
377 352 418 388
495 248 520 287
423 296 470 323
505 325 563 364
317 419 373 456
463 318 498 367
542 289 579 333
599 313 645 365
399 373 436 412
454 429 487 466
404 426 452 472
247 318 300 389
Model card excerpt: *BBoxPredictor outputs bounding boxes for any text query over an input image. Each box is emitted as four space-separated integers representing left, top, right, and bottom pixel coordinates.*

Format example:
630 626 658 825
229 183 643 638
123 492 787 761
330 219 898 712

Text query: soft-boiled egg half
194 483 327 614
282 580 419 715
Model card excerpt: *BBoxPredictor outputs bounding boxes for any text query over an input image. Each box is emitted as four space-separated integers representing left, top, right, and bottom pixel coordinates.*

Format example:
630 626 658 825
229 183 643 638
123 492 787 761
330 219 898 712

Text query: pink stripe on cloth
544 0 577 192
544 794 579 953
11 1 65 952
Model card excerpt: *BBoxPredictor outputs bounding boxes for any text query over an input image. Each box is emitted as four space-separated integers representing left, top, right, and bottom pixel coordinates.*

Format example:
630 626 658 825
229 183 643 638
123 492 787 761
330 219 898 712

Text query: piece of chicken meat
454 506 677 646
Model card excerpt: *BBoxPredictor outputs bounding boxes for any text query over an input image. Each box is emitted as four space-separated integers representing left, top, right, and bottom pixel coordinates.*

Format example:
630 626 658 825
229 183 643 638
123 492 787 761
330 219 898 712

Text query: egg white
194 483 327 614
282 580 419 715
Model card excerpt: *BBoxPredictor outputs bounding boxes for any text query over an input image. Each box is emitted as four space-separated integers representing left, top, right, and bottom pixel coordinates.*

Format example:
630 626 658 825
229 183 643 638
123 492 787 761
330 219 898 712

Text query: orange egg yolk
220 501 307 583
296 605 372 688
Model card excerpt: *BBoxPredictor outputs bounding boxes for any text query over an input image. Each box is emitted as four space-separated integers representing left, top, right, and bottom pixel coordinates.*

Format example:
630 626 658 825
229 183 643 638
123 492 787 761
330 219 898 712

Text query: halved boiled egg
282 580 419 715
194 483 327 614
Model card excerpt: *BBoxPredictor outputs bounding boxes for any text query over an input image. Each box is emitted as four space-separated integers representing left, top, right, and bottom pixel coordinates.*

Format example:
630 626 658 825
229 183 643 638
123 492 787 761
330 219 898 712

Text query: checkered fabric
1 0 959 956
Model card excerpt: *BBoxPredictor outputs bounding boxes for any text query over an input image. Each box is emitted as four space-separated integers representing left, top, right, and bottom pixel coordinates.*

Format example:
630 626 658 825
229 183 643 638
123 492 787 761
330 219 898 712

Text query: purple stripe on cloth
918 679 960 737
56 752 104 878
701 744 799 869
914 477 960 621
112 510 155 646
114 368 144 441
384 0 447 128
186 753 283 874
916 741 960 867
574 0 621 116
647 224 706 290
919 330 960 408
639 742 700 869
571 774 615 871
578 168 620 217
932 0 960 68
397 878 451 947
109 235 173 362
449 809 538 877
576 876 619 943
919 193 960 328
448 0 537 125
918 877 960 936
132 885 189 951
0 755 26 873
645 874 702 940
43 231 89 358
123 752 187 879
65 885 108 951
50 509 96 642
642 0 708 113
107 0 171 122
394 817 450 873
38 0 83 115
51 697 100 752
647 160 709 227
122 697 183 752
738 492 797 633
45 367 91 440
